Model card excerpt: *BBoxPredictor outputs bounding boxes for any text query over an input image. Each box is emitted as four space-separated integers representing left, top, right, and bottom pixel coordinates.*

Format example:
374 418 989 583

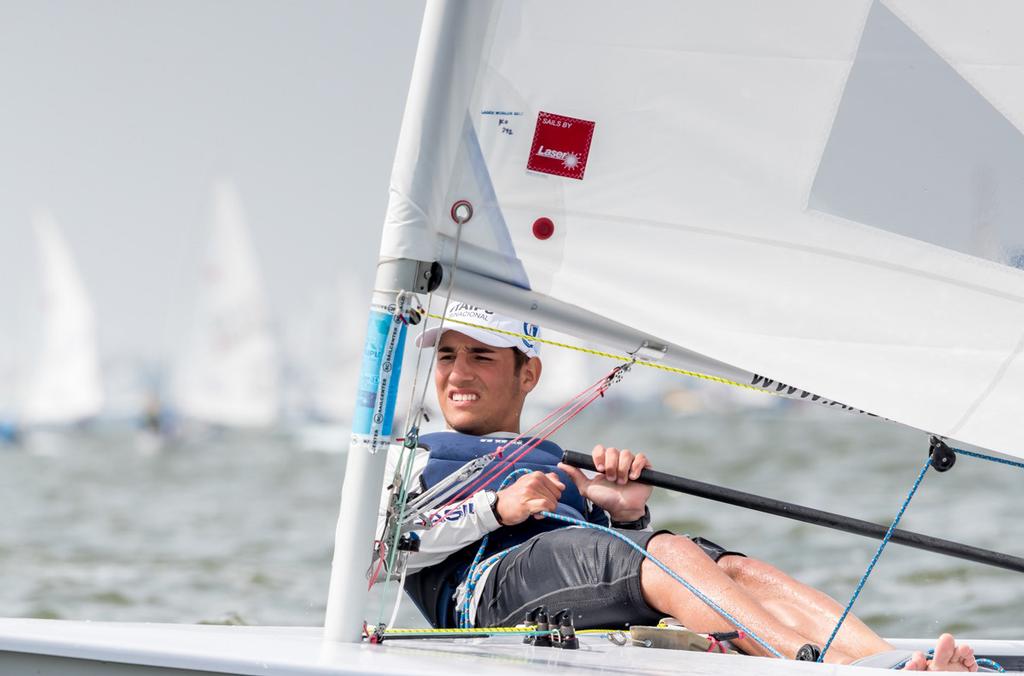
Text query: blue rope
540 510 784 658
818 456 932 662
890 648 1005 672
457 470 782 657
457 469 532 629
977 658 1006 672
953 446 1024 471
452 443 1019 659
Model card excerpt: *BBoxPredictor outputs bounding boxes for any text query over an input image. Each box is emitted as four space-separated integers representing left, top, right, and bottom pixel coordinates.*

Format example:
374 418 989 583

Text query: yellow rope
384 626 626 637
425 313 772 395
576 628 628 635
384 626 540 635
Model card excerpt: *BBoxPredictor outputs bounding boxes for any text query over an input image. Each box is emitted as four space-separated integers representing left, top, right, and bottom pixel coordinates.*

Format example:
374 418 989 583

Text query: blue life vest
406 432 608 628
419 431 609 555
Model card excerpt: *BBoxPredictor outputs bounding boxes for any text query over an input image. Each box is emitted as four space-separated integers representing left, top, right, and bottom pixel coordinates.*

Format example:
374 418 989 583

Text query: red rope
431 378 607 511
366 541 387 590
423 366 623 523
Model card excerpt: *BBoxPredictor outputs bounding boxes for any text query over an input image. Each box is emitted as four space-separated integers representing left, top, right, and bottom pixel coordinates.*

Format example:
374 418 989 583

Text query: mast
323 0 498 642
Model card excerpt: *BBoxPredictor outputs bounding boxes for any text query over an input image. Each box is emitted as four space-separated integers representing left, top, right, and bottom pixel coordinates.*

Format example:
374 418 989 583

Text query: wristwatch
485 490 504 526
611 506 651 530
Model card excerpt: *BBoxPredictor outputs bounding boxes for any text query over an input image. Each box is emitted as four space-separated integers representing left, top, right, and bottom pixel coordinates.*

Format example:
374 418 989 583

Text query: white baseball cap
415 302 541 359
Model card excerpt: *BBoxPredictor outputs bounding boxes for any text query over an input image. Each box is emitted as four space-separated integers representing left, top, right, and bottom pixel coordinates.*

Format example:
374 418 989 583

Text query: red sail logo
527 111 595 180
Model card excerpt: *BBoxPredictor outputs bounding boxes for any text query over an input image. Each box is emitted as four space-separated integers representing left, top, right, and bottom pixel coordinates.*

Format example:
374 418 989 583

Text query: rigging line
385 553 410 631
423 386 610 526
424 399 596 523
382 294 433 546
425 313 773 394
437 361 632 510
376 439 420 624
382 628 551 637
426 369 623 521
377 219 467 625
953 446 1024 471
425 375 612 515
437 377 611 505
413 219 466 425
377 294 437 622
398 293 432 441
891 649 1005 672
426 386 615 532
376 422 420 621
539 511 784 659
458 468 533 629
818 457 932 663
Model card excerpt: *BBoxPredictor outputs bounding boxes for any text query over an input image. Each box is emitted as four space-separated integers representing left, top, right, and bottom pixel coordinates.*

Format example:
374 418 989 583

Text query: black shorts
473 527 743 629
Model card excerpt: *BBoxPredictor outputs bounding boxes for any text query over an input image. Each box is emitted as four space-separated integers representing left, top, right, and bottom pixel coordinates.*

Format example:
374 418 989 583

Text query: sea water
1 405 1021 640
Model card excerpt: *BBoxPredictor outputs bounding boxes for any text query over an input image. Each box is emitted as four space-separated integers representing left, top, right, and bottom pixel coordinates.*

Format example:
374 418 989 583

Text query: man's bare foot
901 634 977 672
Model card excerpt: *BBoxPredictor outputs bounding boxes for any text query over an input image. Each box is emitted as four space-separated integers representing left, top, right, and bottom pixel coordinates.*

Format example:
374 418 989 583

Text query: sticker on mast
527 111 595 180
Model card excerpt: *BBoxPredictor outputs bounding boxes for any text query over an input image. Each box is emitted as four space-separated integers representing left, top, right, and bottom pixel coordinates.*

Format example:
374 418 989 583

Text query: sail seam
946 328 1024 439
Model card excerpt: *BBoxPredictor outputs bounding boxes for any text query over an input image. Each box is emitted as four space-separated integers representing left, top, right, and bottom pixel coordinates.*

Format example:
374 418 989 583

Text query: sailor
376 303 977 671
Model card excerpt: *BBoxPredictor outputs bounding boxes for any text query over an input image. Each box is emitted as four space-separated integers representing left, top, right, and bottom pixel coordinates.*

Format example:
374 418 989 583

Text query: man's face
434 331 539 435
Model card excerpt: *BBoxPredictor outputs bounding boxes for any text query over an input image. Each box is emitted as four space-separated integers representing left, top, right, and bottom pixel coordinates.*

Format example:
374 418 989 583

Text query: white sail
306 274 370 422
173 180 279 428
381 0 1024 459
21 210 104 425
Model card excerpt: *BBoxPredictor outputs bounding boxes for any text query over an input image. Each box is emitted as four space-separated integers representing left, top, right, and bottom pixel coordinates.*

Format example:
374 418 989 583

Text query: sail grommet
450 200 474 225
532 217 555 240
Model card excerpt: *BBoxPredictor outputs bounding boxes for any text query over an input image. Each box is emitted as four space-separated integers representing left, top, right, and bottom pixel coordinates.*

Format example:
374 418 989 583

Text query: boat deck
1 619 1022 675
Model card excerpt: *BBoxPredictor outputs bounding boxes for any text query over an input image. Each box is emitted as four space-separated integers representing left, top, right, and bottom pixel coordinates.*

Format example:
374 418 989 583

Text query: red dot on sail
532 217 555 240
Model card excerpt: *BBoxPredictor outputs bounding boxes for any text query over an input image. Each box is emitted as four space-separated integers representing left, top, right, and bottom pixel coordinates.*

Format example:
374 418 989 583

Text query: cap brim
415 324 520 351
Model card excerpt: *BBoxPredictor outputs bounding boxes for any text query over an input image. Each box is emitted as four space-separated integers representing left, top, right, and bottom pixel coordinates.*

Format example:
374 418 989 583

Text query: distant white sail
294 273 368 423
174 180 279 427
381 1 1024 458
22 210 104 425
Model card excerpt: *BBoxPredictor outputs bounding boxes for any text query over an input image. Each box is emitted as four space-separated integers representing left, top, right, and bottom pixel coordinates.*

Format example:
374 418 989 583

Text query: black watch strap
487 491 504 526
611 506 650 530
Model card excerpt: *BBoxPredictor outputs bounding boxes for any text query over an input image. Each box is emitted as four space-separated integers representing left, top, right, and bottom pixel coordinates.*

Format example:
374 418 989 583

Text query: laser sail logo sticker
527 111 596 180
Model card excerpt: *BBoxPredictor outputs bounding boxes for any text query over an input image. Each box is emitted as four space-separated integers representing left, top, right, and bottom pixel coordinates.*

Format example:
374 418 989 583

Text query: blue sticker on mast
352 307 407 453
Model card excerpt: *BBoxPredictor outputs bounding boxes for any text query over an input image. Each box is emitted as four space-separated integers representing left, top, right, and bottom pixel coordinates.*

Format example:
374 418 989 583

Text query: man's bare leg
640 534 977 670
716 554 893 659
640 534 857 663
717 554 977 671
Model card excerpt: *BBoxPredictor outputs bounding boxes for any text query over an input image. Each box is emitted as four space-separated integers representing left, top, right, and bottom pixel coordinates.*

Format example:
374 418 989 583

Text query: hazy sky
0 1 426 369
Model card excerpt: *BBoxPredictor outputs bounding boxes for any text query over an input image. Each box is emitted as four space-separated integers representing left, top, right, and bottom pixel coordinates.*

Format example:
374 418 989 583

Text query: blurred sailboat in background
18 210 104 450
172 180 279 431
285 273 372 453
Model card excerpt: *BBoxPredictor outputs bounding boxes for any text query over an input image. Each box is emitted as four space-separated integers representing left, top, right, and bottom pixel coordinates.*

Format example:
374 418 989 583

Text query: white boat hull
2 619 1022 675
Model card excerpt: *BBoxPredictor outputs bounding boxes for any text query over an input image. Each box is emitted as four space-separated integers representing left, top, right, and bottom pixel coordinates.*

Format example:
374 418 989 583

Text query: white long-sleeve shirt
374 442 501 576
373 434 652 624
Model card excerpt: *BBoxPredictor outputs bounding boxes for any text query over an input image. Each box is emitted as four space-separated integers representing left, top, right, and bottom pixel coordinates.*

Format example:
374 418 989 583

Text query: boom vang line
426 312 775 395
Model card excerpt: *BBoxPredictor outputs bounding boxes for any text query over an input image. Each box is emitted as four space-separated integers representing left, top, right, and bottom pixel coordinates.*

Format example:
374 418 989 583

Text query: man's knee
647 532 711 562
